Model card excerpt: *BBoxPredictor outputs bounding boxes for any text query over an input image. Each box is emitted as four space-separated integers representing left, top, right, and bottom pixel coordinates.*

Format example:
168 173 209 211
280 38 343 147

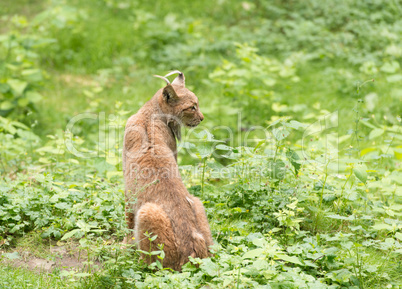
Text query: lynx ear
162 84 179 102
171 71 185 87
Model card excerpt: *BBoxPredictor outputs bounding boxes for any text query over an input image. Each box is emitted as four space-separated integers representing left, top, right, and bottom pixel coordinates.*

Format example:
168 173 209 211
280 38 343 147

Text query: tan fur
122 73 213 271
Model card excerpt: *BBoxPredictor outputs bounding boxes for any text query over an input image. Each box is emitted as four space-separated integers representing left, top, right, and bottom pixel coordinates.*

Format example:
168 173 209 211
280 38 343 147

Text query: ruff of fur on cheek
155 101 182 141
168 119 181 141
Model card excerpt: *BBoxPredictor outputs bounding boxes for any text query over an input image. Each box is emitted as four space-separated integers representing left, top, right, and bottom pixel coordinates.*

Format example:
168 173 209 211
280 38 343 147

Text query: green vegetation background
0 0 401 288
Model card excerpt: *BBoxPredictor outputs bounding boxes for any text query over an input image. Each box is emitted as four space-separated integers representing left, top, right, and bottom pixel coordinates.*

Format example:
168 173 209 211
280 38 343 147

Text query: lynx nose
200 113 204 121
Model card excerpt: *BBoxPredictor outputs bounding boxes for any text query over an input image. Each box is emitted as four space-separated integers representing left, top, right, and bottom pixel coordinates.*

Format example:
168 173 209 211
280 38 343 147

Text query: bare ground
1 244 101 273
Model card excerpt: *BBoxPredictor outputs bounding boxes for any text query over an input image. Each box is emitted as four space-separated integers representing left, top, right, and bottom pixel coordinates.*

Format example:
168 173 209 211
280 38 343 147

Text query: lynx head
155 71 204 140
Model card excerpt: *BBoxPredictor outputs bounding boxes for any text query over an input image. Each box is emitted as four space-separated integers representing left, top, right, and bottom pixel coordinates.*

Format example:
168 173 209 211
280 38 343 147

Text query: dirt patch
1 245 101 273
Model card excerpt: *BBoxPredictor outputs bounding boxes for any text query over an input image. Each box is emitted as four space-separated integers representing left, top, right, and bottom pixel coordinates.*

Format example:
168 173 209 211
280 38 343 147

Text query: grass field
0 0 401 288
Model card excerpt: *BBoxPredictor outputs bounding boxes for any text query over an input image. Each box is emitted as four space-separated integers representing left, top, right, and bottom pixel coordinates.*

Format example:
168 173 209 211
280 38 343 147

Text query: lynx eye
191 105 196 111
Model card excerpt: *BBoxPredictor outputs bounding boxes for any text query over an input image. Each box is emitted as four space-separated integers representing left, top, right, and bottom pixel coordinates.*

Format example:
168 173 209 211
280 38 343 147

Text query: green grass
0 265 65 289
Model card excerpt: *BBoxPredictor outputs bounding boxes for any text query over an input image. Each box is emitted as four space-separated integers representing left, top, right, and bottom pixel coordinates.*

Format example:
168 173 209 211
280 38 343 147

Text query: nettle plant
176 108 401 286
208 43 304 124
182 118 308 235
0 15 54 123
209 43 302 100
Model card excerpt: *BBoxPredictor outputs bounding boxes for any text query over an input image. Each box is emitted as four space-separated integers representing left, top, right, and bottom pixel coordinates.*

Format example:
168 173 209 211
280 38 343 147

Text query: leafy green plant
0 16 52 122
0 1 401 288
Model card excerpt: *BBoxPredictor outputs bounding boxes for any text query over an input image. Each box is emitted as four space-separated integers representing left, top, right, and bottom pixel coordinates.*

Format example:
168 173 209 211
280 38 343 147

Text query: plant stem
201 158 206 195
320 161 330 210
0 153 7 175
237 265 241 289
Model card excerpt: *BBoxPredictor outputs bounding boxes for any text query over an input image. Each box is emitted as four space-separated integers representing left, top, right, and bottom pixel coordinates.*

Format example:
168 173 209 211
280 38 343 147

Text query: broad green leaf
263 78 276 86
25 91 43 103
253 139 265 152
0 101 13 110
353 164 367 184
286 200 298 210
21 69 43 82
13 121 30 130
54 202 70 210
267 118 285 128
180 141 195 149
252 259 269 271
371 223 392 231
223 278 231 287
272 127 290 141
2 252 20 260
330 268 353 283
61 229 81 240
286 149 301 175
369 128 384 140
395 232 402 241
0 83 9 93
76 220 97 233
7 79 28 96
242 248 265 259
38 157 51 164
106 157 119 166
360 147 377 156
340 241 353 250
386 74 402 83
17 98 29 107
267 159 286 180
286 120 307 130
380 61 400 73
197 143 214 158
49 191 69 203
275 254 302 265
200 258 219 277
194 130 215 141
136 249 150 255
252 237 268 247
215 144 232 151
326 214 354 221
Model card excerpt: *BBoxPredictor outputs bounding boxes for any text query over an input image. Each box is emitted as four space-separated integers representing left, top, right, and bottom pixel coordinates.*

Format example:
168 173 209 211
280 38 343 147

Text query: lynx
122 71 213 271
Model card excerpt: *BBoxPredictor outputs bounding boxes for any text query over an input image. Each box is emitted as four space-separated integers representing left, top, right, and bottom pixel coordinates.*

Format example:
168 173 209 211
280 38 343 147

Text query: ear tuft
155 70 185 87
